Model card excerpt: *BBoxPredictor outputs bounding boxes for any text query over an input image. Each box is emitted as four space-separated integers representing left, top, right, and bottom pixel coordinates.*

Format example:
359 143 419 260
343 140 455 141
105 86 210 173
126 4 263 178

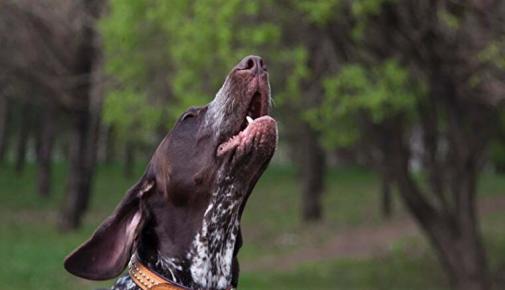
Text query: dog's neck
141 179 243 290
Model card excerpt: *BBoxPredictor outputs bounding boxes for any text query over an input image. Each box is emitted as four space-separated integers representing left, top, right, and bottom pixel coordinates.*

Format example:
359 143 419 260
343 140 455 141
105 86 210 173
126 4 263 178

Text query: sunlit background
0 1 504 289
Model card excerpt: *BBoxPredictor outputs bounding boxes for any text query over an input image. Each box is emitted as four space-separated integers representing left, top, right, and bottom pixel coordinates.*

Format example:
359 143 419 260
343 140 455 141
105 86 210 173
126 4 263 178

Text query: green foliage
275 46 310 105
479 38 505 70
100 0 283 141
150 0 281 114
350 0 388 17
100 0 168 141
100 0 154 85
102 89 163 140
438 8 461 30
295 0 343 25
306 59 423 148
296 0 394 39
100 0 415 150
296 0 390 25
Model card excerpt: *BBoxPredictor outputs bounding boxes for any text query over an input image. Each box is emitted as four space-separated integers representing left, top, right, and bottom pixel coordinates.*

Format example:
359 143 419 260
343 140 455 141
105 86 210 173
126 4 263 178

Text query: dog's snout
236 55 267 75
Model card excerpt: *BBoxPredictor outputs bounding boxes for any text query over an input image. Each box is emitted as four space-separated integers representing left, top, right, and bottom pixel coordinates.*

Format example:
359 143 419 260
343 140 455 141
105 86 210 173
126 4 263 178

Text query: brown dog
64 55 277 290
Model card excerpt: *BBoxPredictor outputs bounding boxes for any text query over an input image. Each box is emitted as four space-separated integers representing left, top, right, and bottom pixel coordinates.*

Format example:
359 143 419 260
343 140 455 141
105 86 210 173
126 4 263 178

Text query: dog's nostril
237 55 266 74
246 58 255 70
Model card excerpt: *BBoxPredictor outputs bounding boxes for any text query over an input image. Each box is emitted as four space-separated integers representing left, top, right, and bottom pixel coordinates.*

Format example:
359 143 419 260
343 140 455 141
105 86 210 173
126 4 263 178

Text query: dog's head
64 55 277 280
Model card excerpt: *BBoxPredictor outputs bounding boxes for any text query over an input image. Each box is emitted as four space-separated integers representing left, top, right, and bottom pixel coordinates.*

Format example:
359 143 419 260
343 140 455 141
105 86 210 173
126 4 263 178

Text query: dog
64 55 277 290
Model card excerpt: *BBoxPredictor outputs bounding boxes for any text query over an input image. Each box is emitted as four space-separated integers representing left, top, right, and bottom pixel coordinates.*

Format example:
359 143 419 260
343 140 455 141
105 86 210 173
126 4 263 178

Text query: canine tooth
246 116 253 124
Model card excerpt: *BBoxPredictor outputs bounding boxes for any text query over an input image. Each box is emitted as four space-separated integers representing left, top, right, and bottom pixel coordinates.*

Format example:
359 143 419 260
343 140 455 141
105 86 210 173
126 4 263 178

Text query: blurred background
0 0 504 289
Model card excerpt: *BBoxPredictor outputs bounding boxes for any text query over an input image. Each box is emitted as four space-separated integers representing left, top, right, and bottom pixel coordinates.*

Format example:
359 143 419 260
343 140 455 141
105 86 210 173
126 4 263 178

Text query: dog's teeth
246 116 253 124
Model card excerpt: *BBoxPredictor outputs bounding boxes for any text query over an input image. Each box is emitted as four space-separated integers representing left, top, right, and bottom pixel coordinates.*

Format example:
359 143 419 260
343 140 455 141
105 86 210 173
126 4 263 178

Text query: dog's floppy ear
64 176 155 280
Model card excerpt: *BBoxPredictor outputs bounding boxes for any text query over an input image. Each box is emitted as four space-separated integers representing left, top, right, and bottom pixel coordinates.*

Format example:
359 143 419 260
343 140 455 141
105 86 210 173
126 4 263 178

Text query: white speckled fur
112 275 138 290
188 180 242 289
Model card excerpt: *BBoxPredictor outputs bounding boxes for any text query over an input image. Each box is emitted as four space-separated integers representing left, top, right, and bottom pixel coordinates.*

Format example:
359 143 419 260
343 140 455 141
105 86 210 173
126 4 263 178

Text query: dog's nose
236 55 267 75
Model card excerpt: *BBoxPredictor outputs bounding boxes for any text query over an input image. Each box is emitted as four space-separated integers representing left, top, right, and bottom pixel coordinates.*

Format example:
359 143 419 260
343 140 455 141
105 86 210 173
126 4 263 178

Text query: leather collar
128 257 191 290
128 256 235 290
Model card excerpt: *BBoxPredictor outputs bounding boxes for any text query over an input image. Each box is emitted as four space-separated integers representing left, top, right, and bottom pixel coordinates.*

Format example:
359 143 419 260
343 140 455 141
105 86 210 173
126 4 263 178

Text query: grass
0 162 504 290
239 252 447 290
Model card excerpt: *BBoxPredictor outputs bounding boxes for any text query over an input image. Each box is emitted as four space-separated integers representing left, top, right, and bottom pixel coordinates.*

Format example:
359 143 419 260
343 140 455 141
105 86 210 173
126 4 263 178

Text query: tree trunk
15 104 31 174
398 188 489 290
299 123 326 221
59 110 93 230
0 96 8 163
58 0 103 230
388 123 490 290
124 140 135 178
379 132 394 219
35 105 56 197
105 125 117 164
380 176 393 218
421 188 489 290
495 162 505 174
430 224 489 290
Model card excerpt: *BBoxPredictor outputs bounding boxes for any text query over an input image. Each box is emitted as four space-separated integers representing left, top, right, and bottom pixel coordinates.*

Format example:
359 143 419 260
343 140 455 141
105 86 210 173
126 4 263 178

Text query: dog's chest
112 184 242 290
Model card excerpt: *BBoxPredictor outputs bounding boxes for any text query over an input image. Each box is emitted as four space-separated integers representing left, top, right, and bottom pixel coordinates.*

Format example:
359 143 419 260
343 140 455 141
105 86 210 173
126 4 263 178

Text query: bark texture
35 105 56 197
58 0 104 230
299 123 326 221
15 104 32 174
0 96 8 163
123 140 135 178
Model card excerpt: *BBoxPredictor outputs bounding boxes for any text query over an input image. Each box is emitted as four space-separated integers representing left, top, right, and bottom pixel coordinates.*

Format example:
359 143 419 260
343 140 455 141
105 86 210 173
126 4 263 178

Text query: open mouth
217 89 276 158
239 91 268 132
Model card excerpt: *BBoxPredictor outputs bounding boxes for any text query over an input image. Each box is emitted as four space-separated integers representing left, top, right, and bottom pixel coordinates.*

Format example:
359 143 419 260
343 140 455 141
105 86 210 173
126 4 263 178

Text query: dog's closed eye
181 112 195 121
181 108 201 121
